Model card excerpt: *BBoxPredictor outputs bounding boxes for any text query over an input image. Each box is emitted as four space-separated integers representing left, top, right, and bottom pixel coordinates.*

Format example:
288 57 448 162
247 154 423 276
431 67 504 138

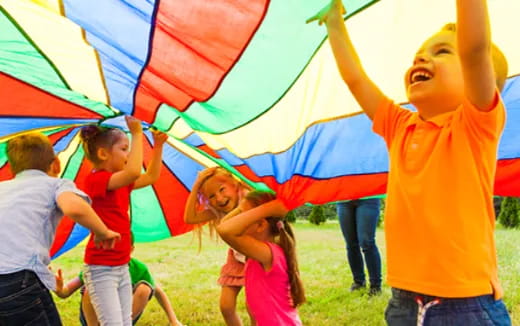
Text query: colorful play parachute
1 0 520 258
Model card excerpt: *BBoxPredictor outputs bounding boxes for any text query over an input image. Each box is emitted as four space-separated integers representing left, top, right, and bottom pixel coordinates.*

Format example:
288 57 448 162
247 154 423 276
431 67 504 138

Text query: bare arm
134 131 167 189
54 269 83 299
57 192 120 248
456 0 496 110
307 0 385 120
154 285 181 326
183 167 219 224
217 200 288 268
108 116 143 190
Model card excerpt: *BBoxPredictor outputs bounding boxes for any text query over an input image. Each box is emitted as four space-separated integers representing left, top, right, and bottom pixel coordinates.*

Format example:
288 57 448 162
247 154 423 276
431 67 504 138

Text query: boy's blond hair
6 133 56 175
442 23 508 91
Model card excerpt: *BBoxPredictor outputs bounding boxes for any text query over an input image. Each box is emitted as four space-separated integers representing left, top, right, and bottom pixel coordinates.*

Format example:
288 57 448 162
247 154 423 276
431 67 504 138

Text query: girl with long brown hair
217 191 305 326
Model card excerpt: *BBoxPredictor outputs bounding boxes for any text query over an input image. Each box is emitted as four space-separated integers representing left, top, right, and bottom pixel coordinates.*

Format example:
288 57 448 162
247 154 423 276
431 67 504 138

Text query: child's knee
133 283 152 299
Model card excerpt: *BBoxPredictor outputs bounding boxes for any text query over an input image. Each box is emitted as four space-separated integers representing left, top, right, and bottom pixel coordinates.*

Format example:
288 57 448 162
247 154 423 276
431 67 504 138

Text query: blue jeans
84 264 133 326
385 288 512 326
337 199 382 287
0 270 62 325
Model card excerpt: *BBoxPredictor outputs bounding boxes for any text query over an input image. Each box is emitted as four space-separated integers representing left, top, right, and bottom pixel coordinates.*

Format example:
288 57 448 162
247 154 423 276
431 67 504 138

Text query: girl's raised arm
134 131 167 189
184 168 219 224
217 200 287 269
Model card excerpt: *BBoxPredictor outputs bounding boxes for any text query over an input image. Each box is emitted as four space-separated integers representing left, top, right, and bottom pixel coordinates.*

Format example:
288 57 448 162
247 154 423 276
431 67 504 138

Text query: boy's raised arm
307 0 385 120
456 0 496 111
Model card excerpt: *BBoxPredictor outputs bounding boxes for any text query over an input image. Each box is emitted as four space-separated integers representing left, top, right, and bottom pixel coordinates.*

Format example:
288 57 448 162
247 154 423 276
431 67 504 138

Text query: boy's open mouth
410 69 433 85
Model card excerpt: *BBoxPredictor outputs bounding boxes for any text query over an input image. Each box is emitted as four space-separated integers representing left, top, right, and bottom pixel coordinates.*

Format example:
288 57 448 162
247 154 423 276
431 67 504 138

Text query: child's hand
94 229 121 250
194 167 217 186
275 199 290 218
125 116 143 135
306 0 345 25
152 130 168 147
269 199 289 218
54 268 68 298
54 268 63 293
238 198 253 213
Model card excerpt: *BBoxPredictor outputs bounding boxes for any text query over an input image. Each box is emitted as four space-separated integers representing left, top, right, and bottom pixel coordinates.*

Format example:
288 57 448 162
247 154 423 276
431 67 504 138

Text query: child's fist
94 229 121 250
152 130 168 146
125 116 143 134
306 0 345 25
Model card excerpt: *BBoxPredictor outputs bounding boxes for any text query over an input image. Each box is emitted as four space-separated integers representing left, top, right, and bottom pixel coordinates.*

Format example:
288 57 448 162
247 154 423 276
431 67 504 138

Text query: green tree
308 205 326 225
286 210 297 223
498 197 520 228
294 204 312 218
323 203 338 220
378 198 385 227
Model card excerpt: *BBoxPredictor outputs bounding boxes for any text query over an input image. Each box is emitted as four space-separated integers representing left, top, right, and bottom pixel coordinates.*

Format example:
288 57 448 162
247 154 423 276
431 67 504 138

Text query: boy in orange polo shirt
308 0 510 325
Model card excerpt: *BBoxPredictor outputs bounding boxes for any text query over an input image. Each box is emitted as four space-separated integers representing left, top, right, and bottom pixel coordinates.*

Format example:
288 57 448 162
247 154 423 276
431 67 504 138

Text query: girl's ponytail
245 191 306 307
80 125 103 163
271 218 306 307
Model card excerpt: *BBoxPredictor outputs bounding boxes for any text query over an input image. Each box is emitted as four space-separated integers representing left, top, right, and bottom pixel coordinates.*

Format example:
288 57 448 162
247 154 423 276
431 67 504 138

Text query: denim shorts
0 270 62 326
385 288 511 326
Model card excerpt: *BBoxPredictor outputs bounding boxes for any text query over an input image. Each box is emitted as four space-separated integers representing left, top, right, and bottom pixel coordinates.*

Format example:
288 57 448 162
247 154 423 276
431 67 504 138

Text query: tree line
287 197 520 229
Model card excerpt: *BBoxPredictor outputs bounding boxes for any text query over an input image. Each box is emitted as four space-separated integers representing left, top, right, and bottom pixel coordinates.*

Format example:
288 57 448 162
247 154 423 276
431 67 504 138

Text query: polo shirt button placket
407 123 426 170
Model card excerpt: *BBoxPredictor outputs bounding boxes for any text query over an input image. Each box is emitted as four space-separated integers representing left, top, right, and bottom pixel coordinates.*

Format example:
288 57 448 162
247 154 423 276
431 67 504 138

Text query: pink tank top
245 242 302 326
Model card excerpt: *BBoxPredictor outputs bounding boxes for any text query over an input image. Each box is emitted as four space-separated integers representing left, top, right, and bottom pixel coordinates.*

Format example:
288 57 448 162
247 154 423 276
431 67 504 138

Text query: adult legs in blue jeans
337 199 382 292
0 270 62 326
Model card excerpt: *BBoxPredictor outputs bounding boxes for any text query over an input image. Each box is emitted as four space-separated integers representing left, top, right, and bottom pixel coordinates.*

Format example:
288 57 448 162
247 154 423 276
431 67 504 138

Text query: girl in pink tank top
216 191 306 326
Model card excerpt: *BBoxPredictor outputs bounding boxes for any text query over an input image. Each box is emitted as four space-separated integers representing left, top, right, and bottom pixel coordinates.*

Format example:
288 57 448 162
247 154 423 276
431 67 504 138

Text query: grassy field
52 222 520 325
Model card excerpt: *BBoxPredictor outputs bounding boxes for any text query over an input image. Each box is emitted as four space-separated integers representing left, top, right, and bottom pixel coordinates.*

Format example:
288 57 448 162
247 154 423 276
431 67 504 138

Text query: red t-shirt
83 170 133 266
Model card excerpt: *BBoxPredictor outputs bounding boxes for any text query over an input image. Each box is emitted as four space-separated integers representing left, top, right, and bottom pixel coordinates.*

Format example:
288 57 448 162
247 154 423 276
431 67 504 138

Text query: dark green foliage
286 210 297 223
322 203 338 220
498 197 520 228
294 203 337 220
378 198 385 227
308 205 327 225
294 204 312 218
493 196 504 220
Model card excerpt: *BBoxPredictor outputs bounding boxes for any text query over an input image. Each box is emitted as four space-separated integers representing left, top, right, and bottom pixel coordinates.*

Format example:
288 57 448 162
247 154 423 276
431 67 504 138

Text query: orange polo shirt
373 93 505 299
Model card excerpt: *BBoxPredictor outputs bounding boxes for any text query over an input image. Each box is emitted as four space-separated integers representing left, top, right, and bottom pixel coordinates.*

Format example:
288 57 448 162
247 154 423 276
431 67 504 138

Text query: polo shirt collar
16 169 48 179
408 110 454 127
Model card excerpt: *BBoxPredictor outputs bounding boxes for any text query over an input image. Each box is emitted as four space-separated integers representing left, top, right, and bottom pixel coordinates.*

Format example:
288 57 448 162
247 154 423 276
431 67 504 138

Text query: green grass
52 222 520 325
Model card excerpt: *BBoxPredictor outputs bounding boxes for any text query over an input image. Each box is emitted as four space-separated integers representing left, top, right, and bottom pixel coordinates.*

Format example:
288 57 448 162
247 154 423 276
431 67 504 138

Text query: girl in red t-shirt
79 116 167 325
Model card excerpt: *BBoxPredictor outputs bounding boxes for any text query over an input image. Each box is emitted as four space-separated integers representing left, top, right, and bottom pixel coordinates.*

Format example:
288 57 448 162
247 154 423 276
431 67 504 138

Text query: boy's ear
48 157 61 177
